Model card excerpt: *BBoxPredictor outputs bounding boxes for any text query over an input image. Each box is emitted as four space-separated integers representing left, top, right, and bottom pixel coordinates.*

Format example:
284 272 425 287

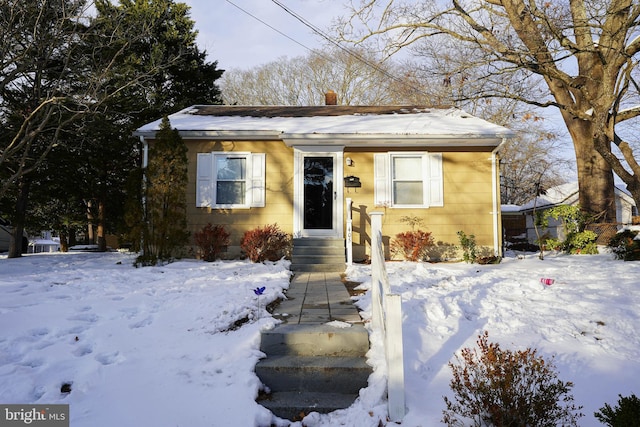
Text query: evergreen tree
85 0 223 251
138 116 189 265
0 0 90 257
5 0 224 254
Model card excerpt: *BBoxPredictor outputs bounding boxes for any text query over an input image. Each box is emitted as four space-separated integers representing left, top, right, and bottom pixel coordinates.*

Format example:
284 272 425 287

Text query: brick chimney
325 90 337 105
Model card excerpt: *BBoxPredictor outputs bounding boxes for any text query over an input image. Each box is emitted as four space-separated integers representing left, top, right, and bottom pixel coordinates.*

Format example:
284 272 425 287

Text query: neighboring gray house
513 182 637 244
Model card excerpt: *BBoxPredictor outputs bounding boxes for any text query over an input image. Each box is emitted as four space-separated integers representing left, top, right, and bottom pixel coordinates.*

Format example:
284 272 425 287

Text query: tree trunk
59 229 69 252
97 198 107 252
69 228 77 247
562 115 617 223
8 178 31 258
86 199 94 244
625 180 640 217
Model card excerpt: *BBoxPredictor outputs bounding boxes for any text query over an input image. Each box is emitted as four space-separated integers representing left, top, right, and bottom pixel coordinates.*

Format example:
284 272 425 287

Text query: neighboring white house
512 182 637 244
27 231 61 254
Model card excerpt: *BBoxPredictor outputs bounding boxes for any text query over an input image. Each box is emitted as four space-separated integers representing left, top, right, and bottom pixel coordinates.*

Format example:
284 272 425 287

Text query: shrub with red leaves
443 331 583 426
240 224 291 263
194 224 230 262
391 229 434 261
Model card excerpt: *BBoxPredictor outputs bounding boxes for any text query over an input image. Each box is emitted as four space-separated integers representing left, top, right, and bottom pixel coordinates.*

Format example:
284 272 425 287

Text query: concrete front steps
256 324 371 421
290 238 345 272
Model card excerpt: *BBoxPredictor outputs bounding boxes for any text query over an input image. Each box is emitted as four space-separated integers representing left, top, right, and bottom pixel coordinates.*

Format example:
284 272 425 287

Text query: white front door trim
293 146 344 238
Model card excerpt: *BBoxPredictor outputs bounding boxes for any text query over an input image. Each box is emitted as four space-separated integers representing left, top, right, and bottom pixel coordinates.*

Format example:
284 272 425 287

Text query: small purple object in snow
253 286 266 295
540 278 555 286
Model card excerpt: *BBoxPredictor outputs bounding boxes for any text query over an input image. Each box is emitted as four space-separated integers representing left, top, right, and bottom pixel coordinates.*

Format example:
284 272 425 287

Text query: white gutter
491 138 507 257
281 134 508 147
139 135 149 253
140 135 149 169
134 129 508 147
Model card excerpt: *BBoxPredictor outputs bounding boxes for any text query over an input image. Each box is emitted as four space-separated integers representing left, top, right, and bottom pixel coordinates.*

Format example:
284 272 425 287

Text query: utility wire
270 0 428 97
224 0 340 68
225 0 428 99
224 0 311 54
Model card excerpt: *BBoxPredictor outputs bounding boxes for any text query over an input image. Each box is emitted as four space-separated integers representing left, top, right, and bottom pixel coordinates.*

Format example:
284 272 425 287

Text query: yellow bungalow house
135 102 513 270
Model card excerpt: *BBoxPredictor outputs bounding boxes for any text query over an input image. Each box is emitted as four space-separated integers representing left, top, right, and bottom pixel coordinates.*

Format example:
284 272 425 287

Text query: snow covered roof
134 105 514 147
519 182 635 211
520 182 579 211
501 204 523 213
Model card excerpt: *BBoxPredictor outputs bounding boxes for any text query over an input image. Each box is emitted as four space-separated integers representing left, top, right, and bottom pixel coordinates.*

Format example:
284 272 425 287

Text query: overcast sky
183 0 343 70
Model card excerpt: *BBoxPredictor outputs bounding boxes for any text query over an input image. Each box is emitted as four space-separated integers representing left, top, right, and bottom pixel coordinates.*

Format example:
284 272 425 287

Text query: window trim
390 153 429 208
196 152 265 209
374 152 443 208
214 154 250 208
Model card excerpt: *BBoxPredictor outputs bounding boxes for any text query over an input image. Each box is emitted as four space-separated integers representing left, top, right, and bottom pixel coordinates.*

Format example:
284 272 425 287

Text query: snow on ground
1 250 639 426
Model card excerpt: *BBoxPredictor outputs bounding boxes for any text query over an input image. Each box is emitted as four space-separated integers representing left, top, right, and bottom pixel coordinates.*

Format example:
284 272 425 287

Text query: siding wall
181 140 500 260
186 140 295 257
344 148 499 261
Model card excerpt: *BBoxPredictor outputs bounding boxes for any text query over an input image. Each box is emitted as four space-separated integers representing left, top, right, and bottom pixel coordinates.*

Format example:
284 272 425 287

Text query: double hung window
196 152 265 208
374 152 443 208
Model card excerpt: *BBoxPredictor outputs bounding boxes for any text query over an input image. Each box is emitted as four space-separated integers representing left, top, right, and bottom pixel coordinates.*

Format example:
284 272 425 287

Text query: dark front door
303 156 334 230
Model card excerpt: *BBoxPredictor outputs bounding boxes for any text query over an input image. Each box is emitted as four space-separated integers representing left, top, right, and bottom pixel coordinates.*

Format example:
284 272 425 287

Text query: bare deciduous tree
500 127 571 205
338 0 640 222
223 43 569 207
221 47 418 106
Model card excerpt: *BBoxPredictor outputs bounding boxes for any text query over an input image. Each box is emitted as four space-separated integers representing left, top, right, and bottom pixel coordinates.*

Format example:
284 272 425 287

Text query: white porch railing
346 198 353 265
369 212 406 422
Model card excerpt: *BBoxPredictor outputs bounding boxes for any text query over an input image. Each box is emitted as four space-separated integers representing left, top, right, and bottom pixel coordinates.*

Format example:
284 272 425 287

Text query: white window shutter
428 153 443 207
196 153 213 207
374 153 390 206
249 153 266 207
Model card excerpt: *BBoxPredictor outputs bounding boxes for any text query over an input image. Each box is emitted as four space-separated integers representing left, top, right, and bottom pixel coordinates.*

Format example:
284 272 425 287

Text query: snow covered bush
240 224 291 263
443 331 583 427
194 224 230 261
391 230 434 261
595 393 640 426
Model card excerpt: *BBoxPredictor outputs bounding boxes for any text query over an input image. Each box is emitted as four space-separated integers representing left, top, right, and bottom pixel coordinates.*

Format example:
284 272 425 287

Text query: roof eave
133 129 512 147
281 133 507 147
133 130 283 140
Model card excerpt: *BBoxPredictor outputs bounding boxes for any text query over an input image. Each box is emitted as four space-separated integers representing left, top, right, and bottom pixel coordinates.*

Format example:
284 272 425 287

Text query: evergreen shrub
240 224 291 263
608 229 640 261
136 116 189 266
540 206 598 254
443 331 583 427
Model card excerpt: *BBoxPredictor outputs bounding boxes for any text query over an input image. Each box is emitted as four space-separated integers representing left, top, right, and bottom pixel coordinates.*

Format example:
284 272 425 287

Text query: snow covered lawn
1 251 639 426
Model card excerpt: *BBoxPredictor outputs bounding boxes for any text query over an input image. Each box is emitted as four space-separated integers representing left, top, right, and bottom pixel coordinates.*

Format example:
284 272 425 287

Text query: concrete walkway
272 272 362 324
